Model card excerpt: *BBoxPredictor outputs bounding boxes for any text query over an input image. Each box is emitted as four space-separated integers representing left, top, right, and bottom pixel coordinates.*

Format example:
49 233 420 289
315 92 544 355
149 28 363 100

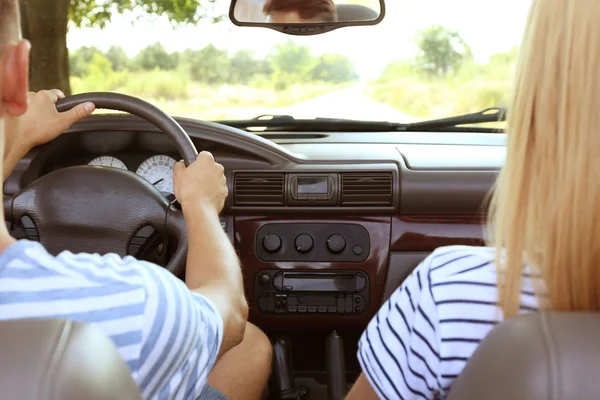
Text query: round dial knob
326 234 346 254
294 234 314 254
262 234 282 253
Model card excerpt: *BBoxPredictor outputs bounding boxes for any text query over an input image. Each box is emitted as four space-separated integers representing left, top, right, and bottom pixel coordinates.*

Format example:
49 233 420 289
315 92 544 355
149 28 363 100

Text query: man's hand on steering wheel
3 89 95 181
18 89 95 149
173 151 227 215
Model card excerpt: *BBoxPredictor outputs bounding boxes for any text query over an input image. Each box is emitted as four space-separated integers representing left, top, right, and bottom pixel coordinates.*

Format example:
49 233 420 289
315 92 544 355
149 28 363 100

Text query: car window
26 0 530 125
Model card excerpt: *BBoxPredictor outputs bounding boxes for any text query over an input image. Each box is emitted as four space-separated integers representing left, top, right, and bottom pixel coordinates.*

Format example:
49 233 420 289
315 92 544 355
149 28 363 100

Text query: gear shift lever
326 331 347 400
272 337 302 400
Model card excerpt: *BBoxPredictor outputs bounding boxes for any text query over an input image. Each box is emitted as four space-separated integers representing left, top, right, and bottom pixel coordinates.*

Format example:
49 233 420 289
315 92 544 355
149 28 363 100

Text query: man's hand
3 89 96 181
19 89 95 149
173 151 228 214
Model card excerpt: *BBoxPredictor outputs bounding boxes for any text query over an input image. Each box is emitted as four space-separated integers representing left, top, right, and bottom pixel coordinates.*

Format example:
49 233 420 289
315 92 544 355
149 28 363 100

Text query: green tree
19 0 220 95
105 46 130 72
181 45 231 84
269 40 314 82
310 54 358 83
87 53 113 76
68 46 103 77
414 25 470 77
267 40 315 90
133 43 179 71
229 49 272 85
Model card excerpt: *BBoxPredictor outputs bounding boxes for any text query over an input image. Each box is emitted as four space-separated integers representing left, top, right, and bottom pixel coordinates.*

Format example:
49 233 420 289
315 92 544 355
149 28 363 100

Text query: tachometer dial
136 155 177 193
88 156 128 170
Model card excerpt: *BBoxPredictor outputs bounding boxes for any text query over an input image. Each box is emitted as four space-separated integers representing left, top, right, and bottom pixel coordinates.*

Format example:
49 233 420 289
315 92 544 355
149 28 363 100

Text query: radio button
294 234 314 253
326 234 346 254
287 306 297 313
298 306 307 313
308 306 317 313
262 234 282 253
327 306 337 313
273 272 284 291
318 306 327 313
337 297 345 313
345 296 353 313
356 274 366 291
258 273 270 286
353 245 364 256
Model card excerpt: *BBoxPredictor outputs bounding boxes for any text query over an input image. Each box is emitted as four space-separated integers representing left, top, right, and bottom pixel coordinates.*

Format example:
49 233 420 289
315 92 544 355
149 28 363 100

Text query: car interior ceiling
6 0 599 400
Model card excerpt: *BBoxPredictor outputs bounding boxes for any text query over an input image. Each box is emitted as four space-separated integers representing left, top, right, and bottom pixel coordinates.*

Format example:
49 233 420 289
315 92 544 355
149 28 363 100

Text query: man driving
0 1 271 399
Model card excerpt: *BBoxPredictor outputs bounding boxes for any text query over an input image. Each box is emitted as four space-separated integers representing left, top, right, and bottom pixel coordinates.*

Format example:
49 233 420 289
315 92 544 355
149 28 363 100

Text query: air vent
234 173 285 206
341 172 393 206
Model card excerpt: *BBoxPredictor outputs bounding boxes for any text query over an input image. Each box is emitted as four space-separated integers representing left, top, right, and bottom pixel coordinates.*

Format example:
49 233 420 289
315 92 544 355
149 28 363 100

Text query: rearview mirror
229 0 385 35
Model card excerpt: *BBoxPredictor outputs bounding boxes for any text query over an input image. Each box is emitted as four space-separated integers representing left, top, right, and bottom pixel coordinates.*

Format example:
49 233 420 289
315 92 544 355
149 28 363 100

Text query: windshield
28 0 530 125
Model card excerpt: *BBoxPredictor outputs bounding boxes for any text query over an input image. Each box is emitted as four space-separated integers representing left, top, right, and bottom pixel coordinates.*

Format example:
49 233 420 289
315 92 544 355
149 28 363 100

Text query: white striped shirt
358 245 540 400
0 240 223 400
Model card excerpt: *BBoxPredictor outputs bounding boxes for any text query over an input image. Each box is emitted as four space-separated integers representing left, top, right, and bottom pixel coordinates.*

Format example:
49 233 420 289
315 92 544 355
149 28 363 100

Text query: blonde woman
346 0 600 398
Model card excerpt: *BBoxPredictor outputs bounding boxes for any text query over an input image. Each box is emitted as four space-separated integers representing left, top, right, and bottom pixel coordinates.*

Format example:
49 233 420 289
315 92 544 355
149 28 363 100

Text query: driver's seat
447 312 600 400
0 318 141 400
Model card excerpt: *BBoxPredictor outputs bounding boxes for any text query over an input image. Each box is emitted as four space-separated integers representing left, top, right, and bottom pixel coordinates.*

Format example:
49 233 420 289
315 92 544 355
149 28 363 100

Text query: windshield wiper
218 114 407 132
399 107 506 131
216 108 506 133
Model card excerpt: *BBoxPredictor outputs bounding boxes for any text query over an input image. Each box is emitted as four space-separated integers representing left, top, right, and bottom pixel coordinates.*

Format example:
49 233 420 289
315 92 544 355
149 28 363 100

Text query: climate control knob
294 234 314 253
262 234 282 253
326 234 346 254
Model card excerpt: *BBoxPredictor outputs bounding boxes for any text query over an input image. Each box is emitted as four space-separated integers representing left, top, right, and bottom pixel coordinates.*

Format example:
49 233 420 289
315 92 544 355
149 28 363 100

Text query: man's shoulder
5 240 156 285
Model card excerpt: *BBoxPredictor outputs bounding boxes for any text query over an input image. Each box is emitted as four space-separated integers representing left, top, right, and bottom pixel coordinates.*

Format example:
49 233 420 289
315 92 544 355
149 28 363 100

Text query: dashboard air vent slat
234 173 285 206
341 172 393 206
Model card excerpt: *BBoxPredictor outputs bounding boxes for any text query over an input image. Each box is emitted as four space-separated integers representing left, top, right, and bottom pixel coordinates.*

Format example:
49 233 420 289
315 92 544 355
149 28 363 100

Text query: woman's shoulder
424 245 497 283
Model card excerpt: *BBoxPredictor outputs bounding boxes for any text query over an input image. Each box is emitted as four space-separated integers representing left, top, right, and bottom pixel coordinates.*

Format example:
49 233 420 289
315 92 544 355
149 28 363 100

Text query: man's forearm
184 203 248 352
3 144 29 181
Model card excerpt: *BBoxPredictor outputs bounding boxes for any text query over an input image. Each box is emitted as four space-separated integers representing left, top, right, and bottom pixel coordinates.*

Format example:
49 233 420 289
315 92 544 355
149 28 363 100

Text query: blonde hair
488 0 600 318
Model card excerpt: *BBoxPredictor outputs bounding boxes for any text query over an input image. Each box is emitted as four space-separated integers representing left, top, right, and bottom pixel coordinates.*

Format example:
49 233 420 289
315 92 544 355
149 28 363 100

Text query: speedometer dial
88 156 127 170
136 155 177 193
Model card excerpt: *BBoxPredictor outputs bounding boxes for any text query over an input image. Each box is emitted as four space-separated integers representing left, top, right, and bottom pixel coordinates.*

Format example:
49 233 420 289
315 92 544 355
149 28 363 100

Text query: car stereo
254 270 369 316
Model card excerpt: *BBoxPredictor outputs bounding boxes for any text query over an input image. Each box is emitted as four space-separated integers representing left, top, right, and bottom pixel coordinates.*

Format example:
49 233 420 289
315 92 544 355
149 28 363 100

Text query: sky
66 0 532 79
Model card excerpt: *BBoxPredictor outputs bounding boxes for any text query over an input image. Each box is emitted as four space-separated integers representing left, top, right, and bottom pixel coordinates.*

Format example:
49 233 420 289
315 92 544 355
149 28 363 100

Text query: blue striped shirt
358 245 540 400
0 240 223 400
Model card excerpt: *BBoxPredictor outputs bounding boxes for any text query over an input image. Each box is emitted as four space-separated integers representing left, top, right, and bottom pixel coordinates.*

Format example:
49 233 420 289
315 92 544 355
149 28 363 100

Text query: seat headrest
447 312 600 400
335 4 379 21
0 318 141 400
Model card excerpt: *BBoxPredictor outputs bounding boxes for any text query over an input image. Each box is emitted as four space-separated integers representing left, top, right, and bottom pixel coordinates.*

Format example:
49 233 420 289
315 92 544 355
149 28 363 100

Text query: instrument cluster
88 155 177 194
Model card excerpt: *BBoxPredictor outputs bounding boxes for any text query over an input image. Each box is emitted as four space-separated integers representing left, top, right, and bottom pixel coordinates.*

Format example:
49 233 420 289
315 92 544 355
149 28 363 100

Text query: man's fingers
173 160 185 176
48 89 65 101
60 102 96 126
42 89 64 104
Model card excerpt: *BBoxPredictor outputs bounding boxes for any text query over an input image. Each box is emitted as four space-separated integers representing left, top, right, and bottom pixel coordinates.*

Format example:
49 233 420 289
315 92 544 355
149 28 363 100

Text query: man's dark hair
263 0 338 22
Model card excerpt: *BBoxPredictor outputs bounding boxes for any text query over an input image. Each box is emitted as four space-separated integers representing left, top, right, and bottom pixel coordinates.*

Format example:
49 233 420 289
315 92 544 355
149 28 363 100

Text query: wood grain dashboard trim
234 216 391 331
391 215 486 251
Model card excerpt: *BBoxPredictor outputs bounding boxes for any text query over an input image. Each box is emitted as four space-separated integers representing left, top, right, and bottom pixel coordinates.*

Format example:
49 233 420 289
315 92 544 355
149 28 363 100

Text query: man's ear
1 39 30 117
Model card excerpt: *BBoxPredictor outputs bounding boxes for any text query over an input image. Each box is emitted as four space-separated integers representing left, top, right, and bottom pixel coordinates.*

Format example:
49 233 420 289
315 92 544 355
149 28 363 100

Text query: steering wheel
3 92 197 277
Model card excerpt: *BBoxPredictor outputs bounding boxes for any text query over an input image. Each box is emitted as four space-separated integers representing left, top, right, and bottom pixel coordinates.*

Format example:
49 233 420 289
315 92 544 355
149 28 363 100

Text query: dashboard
88 154 177 194
4 114 502 333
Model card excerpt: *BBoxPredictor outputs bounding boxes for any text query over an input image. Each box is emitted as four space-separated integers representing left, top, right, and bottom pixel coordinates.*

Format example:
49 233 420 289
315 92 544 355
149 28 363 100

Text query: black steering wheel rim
56 92 198 166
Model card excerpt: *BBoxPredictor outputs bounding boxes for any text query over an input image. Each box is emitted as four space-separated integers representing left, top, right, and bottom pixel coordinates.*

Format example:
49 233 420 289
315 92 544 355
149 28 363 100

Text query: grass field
71 68 512 124
71 69 349 120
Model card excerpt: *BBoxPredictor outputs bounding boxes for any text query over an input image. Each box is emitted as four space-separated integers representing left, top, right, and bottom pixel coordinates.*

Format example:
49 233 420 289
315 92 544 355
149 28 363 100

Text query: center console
234 216 391 330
